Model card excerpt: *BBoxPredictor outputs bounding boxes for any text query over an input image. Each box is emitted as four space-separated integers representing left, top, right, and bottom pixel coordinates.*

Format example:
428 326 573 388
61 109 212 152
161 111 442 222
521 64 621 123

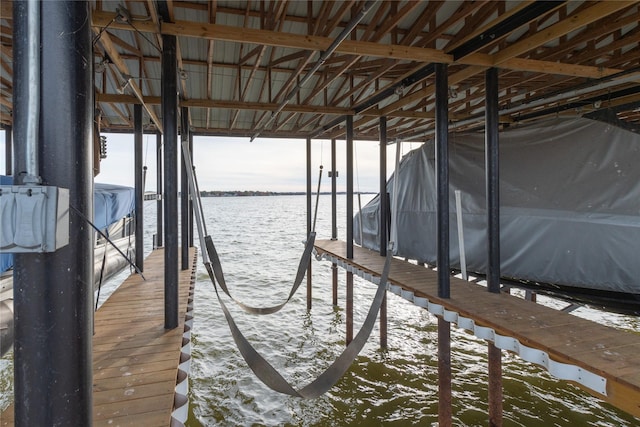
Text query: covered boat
354 117 640 314
0 179 136 356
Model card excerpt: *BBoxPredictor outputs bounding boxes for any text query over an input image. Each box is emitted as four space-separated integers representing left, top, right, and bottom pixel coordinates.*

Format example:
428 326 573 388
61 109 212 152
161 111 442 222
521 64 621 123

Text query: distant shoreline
199 191 376 197
144 191 376 200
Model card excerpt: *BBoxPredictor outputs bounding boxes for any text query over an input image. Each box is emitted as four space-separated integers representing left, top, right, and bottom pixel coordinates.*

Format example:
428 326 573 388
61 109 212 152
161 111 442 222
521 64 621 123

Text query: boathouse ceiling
0 1 639 140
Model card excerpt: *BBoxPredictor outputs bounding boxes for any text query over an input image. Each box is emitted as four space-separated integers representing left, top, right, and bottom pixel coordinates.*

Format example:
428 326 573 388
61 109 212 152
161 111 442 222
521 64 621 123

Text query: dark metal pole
346 116 354 345
331 138 338 306
436 64 450 299
379 117 388 349
379 117 387 257
486 68 501 294
162 33 179 329
435 62 452 426
156 131 163 247
188 132 194 247
306 137 312 310
180 107 189 270
4 125 11 175
346 117 354 260
134 104 144 271
13 2 93 424
486 66 503 427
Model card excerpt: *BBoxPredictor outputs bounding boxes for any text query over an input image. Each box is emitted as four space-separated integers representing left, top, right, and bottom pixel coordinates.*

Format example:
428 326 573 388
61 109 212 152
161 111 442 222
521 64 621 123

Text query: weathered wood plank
0 248 197 426
315 239 640 418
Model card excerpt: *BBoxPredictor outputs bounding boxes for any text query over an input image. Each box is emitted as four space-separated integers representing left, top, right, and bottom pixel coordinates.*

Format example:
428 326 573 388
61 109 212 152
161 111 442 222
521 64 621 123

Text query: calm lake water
1 195 639 426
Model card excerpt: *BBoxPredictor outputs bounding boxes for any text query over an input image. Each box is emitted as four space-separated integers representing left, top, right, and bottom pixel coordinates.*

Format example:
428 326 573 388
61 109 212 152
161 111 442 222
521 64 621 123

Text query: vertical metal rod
23 0 40 184
435 63 450 299
346 116 354 345
306 137 312 311
331 138 338 306
156 131 163 247
379 117 387 256
379 116 388 349
485 66 503 425
4 126 11 175
486 67 500 293
438 317 452 426
180 107 189 270
188 133 194 247
134 104 144 271
346 116 354 259
435 62 452 426
162 33 178 329
14 2 93 424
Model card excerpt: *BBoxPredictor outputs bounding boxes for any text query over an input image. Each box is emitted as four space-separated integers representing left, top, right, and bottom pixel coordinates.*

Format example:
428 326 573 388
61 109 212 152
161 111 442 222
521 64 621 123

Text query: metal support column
379 118 388 256
331 138 338 306
180 107 189 270
4 125 11 175
162 33 178 329
346 116 354 345
13 1 93 424
134 104 144 271
156 131 163 247
189 133 194 247
306 137 312 310
486 66 503 426
435 62 452 426
379 116 388 349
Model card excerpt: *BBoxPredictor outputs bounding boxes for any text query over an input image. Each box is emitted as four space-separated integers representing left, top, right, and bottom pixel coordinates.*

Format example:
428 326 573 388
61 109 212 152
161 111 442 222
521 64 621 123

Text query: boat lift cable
181 139 319 314
70 205 146 280
182 139 396 397
212 243 393 398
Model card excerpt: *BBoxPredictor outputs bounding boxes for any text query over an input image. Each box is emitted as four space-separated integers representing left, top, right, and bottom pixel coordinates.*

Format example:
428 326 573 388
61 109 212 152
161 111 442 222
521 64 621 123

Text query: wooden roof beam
95 30 163 133
91 10 623 79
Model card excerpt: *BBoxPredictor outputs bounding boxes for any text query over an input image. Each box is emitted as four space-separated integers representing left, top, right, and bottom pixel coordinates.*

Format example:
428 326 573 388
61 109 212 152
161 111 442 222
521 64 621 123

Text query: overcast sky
0 130 422 193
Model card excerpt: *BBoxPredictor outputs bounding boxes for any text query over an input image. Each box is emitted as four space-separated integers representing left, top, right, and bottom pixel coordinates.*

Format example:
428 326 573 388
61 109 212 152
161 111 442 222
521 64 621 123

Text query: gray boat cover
354 117 640 295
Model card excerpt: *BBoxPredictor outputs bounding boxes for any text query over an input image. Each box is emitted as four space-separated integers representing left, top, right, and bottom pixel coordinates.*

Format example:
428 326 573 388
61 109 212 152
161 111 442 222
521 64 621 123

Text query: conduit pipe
24 0 41 184
250 1 375 142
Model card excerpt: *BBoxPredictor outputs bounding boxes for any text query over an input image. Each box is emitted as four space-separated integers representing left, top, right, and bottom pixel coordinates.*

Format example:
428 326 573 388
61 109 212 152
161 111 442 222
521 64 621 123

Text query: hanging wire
92 17 116 47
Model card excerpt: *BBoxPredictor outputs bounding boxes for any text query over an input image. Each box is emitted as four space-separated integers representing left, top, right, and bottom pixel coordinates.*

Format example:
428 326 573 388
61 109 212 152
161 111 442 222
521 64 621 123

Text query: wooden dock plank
0 248 197 426
315 239 640 418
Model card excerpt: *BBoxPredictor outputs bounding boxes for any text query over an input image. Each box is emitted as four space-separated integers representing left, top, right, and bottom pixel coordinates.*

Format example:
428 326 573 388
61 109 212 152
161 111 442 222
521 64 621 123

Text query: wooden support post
438 317 452 426
488 343 503 426
306 137 312 311
346 270 354 345
435 62 452 425
380 292 388 349
485 66 503 425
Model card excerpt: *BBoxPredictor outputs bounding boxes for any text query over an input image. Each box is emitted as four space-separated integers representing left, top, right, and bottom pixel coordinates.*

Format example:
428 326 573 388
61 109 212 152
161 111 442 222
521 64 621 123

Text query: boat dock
0 248 197 427
314 239 640 419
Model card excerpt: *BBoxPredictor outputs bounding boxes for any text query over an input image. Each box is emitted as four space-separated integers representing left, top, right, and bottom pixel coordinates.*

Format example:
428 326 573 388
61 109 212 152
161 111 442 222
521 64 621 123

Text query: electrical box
0 185 70 253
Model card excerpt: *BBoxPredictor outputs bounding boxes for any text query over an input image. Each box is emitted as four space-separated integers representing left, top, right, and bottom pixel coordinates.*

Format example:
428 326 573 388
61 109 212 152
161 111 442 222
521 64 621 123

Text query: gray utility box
0 185 70 253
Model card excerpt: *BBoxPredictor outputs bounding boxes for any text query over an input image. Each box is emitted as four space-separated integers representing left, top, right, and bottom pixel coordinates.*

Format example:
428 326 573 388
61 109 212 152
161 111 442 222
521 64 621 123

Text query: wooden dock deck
315 239 640 418
1 248 197 426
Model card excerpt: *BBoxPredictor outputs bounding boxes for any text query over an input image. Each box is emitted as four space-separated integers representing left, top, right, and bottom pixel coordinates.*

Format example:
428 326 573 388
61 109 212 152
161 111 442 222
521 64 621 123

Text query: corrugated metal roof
0 1 638 138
